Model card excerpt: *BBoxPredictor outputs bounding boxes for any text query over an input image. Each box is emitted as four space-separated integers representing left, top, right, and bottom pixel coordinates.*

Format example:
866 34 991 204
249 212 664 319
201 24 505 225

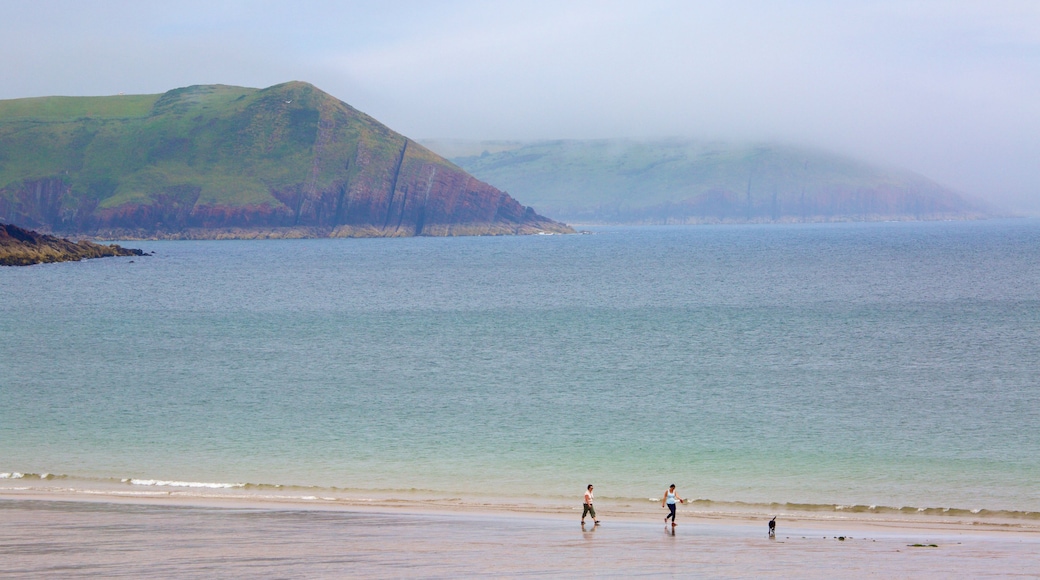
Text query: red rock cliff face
0 82 572 239
258 138 555 237
0 178 80 231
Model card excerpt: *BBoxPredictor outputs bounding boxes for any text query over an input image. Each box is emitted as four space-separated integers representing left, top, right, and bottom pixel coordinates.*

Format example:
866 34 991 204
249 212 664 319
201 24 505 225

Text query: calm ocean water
2 221 1039 516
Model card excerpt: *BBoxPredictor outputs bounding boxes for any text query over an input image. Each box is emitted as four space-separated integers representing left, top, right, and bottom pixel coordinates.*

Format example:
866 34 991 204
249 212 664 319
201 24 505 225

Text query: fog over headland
2 1 1037 213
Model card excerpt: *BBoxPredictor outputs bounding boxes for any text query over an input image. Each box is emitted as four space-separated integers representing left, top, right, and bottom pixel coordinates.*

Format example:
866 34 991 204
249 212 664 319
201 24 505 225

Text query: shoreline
4 486 1039 539
4 493 1040 578
6 472 1039 525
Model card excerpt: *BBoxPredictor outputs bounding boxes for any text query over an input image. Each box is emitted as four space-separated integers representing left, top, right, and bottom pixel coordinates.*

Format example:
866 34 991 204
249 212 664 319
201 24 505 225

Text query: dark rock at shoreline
0 222 145 266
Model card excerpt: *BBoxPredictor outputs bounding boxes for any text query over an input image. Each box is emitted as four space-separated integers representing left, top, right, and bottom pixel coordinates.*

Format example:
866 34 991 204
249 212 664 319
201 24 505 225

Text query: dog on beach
768 516 776 537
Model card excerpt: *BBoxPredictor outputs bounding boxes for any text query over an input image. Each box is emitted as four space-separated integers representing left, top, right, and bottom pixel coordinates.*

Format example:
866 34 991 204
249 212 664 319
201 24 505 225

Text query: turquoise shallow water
2 221 1039 514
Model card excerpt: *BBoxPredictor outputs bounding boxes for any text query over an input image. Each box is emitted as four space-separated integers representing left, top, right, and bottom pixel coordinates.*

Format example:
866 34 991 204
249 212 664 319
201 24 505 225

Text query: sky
2 0 1038 213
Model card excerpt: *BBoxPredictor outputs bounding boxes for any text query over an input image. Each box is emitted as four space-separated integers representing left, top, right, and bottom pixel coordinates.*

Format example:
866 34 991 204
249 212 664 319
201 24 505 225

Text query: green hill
0 83 570 238
424 139 988 224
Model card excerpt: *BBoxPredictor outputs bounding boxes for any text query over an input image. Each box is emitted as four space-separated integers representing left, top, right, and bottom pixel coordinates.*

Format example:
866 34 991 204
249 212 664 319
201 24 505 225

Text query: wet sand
3 495 1040 578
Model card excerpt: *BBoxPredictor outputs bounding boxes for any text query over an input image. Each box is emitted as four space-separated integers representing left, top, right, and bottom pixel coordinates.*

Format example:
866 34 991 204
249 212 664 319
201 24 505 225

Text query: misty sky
2 1 1038 212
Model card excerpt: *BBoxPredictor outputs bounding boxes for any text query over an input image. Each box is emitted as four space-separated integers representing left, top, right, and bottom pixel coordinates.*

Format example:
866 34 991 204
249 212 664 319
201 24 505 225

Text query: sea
2 220 1039 521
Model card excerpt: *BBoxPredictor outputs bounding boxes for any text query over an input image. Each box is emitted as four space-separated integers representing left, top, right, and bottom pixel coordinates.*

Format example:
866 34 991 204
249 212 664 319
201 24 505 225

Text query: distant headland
0 82 572 239
425 139 994 225
0 222 145 266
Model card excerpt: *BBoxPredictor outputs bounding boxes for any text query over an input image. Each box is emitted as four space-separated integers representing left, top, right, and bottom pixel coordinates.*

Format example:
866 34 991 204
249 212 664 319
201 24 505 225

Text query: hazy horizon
2 1 1037 213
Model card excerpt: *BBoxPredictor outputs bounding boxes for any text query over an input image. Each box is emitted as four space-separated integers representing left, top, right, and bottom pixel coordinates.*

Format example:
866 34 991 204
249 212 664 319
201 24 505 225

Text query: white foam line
81 489 172 497
124 479 245 489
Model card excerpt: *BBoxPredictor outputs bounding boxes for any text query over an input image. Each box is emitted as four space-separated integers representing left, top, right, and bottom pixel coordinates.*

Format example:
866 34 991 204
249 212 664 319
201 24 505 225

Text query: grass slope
0 94 159 121
0 82 492 235
0 83 395 209
427 139 987 224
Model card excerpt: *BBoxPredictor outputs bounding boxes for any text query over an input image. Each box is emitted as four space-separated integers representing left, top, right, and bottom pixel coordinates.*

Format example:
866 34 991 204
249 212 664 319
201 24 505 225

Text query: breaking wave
4 471 1040 521
0 472 67 481
123 479 246 489
640 497 1040 521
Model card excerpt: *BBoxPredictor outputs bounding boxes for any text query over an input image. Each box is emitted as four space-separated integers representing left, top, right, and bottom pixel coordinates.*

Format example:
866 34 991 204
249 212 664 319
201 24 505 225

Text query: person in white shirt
582 484 600 525
662 484 684 526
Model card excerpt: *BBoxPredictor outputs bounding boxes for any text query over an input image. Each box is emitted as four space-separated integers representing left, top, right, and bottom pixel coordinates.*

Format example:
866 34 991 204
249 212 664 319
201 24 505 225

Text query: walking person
662 484 684 526
582 484 600 525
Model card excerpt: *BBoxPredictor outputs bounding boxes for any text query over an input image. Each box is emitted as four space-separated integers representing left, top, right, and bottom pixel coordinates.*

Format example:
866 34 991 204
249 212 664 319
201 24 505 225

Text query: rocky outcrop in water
0 222 144 266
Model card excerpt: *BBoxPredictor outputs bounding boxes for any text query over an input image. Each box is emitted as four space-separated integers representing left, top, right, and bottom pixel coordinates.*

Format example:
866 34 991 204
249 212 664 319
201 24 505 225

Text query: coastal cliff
0 222 144 266
429 139 991 225
0 83 572 238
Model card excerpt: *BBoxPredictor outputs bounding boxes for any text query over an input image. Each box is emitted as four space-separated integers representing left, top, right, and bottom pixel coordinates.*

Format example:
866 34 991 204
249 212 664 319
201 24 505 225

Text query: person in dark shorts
582 484 600 525
662 484 684 526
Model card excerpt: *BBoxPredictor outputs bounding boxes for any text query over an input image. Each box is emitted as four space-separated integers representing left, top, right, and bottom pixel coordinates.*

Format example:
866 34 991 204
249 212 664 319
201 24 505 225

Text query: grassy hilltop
424 139 989 225
0 83 570 238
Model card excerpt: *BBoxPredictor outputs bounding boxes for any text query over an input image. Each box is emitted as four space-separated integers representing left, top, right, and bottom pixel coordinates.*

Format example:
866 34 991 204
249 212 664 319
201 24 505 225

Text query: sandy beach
3 492 1039 578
